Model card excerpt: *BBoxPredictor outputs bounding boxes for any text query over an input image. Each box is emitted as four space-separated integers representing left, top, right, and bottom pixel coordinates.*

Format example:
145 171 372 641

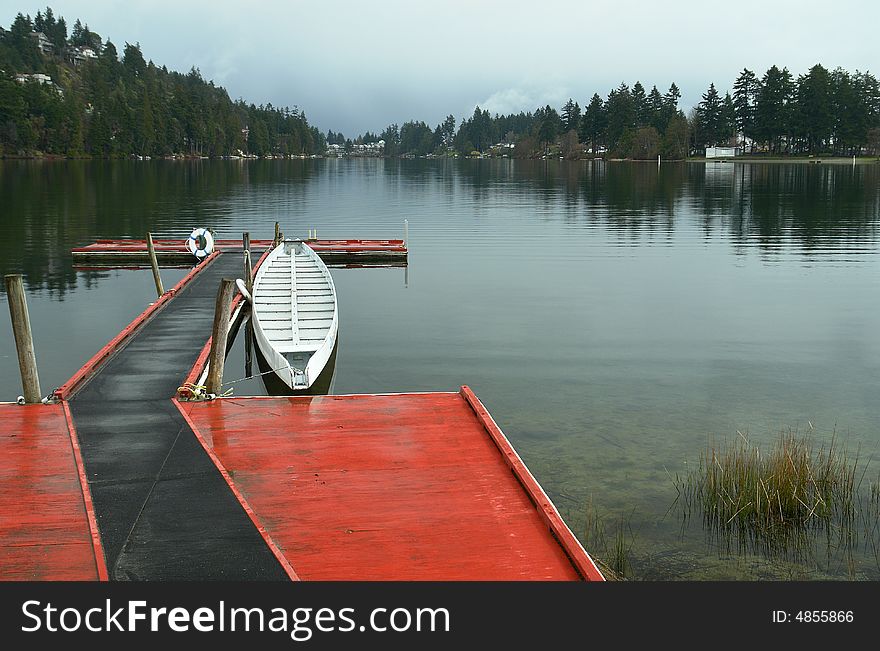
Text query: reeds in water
673 429 872 563
583 496 634 580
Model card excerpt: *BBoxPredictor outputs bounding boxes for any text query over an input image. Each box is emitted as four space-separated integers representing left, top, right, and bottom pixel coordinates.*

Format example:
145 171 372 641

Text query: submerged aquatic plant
582 496 634 580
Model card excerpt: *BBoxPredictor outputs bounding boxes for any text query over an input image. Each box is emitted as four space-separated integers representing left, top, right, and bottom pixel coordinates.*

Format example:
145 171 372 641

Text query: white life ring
187 228 215 259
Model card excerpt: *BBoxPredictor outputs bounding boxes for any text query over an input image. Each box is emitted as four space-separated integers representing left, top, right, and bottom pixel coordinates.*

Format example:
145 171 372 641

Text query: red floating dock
176 388 604 581
4 242 603 581
0 403 106 581
71 238 407 267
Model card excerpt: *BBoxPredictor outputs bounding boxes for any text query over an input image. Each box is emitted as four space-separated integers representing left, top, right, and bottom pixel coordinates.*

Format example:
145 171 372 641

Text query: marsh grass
673 428 877 568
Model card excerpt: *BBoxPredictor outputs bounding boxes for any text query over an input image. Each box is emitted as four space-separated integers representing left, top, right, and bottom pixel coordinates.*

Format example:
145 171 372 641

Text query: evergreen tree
438 114 455 148
647 85 664 131
695 83 724 146
605 83 635 153
380 123 400 155
721 93 736 144
660 83 682 129
732 68 758 151
755 65 795 153
535 105 561 147
561 98 581 133
795 64 833 153
631 81 648 126
123 42 146 78
579 93 606 155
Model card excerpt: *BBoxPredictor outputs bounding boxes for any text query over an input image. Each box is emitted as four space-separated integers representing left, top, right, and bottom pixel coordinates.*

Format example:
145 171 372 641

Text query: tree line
0 7 325 157
695 66 880 156
356 66 880 159
3 7 879 161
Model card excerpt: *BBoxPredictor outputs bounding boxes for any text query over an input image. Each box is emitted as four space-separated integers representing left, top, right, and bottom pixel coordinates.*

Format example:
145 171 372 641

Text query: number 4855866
795 611 853 623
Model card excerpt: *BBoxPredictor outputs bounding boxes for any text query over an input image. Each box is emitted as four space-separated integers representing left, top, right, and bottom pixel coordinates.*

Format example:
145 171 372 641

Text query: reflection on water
3 158 880 580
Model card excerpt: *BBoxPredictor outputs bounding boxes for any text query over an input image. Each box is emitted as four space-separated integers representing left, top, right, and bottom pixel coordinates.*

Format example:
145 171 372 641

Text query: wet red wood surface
180 391 600 581
0 403 104 580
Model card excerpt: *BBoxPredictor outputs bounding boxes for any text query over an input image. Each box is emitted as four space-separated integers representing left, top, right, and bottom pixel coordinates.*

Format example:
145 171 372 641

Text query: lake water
2 158 880 580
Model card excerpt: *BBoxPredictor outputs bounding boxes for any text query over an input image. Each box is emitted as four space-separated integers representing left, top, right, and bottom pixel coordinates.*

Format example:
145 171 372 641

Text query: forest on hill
0 7 324 158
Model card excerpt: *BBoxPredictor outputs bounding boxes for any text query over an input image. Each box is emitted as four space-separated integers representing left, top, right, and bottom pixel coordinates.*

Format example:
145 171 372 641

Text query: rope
175 382 232 401
177 364 305 400
220 364 304 387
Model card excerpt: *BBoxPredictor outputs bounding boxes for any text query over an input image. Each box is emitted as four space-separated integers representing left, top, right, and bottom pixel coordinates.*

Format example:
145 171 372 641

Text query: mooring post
404 219 409 246
242 232 253 292
146 232 164 297
244 250 253 293
274 222 280 246
4 274 42 403
205 278 236 395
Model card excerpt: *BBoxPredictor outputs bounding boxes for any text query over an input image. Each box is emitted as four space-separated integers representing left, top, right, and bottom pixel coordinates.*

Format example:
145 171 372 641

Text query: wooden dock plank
0 403 104 580
179 392 603 581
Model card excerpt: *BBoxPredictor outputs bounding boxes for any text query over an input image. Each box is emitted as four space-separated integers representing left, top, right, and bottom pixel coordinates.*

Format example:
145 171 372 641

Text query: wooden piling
4 274 42 403
242 232 253 292
274 222 280 246
146 233 164 297
243 250 253 293
404 219 408 246
205 278 236 395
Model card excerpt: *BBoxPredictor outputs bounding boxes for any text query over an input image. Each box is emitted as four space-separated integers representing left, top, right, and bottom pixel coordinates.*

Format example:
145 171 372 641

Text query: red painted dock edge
0 403 107 580
55 252 218 399
72 239 407 256
459 386 604 581
176 391 605 581
72 239 275 255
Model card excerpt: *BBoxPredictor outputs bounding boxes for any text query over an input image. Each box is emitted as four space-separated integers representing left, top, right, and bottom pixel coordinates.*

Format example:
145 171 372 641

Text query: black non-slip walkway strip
69 251 289 580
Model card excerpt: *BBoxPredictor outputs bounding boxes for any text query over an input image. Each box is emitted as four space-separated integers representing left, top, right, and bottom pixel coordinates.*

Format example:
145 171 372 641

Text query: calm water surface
2 158 880 579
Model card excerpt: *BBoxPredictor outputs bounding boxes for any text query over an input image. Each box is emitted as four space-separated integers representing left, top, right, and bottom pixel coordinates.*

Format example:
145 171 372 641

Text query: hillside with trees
368 67 880 160
0 7 325 157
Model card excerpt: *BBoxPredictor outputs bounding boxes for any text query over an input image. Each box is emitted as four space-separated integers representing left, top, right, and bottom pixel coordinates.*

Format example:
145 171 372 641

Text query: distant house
67 46 98 66
15 73 53 85
30 31 54 55
705 145 738 158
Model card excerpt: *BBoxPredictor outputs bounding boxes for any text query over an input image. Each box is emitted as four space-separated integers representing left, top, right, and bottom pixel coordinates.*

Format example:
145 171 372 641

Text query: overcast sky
3 0 878 135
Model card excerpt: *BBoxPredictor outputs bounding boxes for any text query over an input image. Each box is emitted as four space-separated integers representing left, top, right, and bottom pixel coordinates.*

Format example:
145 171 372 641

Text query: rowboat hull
250 240 339 391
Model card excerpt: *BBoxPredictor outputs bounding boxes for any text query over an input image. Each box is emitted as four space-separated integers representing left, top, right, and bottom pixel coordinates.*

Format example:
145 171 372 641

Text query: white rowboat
249 240 338 390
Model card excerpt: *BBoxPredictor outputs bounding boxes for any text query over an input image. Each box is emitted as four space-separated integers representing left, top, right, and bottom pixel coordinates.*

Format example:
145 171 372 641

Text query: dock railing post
404 219 408 247
146 233 164 297
243 232 253 292
205 278 236 396
274 222 281 247
4 274 42 403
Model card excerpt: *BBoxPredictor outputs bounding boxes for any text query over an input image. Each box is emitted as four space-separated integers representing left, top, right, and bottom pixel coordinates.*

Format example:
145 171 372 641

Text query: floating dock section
72 238 408 267
2 246 603 581
177 390 602 580
0 402 106 580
